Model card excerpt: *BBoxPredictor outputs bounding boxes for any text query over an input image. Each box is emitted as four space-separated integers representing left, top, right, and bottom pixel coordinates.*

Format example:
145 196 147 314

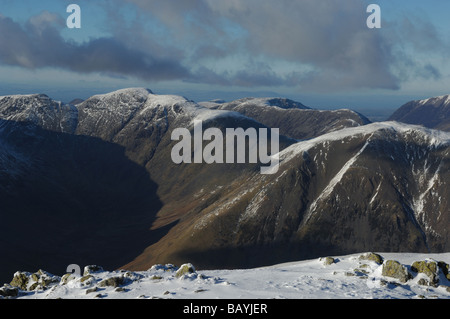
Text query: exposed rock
195 289 207 293
86 287 98 294
149 264 177 272
121 270 144 282
32 270 59 289
382 260 411 283
353 267 370 275
359 253 384 265
320 257 336 266
0 284 19 298
411 260 438 286
61 273 77 285
438 261 450 281
411 260 438 277
175 264 196 278
10 272 29 290
9 270 60 291
29 282 41 291
345 272 356 277
80 275 94 286
83 265 104 276
98 276 125 288
417 278 430 286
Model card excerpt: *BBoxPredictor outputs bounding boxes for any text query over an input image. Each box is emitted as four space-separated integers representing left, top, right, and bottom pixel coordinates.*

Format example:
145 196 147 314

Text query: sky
0 0 449 119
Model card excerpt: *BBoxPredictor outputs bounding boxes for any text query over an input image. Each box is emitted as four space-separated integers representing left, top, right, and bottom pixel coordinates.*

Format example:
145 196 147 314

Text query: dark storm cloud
189 64 293 88
0 1 447 90
0 12 190 81
382 15 448 83
127 0 402 90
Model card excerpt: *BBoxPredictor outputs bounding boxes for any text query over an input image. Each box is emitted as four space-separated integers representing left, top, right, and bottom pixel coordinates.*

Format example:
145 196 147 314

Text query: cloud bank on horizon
0 0 449 101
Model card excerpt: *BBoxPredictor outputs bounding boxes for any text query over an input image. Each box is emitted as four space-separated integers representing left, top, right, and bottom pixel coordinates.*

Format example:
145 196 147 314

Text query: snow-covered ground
3 252 450 300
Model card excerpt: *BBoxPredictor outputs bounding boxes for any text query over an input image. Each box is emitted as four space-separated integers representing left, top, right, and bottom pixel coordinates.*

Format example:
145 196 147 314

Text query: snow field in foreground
3 252 450 299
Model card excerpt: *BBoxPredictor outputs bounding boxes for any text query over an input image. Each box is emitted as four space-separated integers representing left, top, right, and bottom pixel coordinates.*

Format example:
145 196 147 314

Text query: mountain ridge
0 88 449 281
389 95 450 131
211 96 371 140
125 118 448 271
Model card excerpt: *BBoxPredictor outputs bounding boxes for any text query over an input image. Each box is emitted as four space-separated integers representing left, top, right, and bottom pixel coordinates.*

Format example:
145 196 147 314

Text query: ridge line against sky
0 0 449 114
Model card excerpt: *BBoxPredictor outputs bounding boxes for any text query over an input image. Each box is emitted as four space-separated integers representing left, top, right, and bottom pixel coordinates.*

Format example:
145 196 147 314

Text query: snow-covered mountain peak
0 93 78 133
142 93 195 111
368 121 450 142
229 97 309 110
389 94 450 131
0 93 49 101
137 92 243 124
78 88 154 121
89 88 153 101
417 94 450 107
0 93 56 108
278 121 450 164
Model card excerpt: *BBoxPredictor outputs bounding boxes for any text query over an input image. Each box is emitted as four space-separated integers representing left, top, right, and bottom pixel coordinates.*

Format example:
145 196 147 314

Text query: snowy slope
75 87 249 141
212 97 370 140
389 94 450 131
0 94 78 133
4 252 450 299
278 121 450 165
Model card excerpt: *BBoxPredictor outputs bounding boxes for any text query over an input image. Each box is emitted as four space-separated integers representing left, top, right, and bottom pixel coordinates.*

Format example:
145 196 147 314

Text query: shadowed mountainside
0 119 164 284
